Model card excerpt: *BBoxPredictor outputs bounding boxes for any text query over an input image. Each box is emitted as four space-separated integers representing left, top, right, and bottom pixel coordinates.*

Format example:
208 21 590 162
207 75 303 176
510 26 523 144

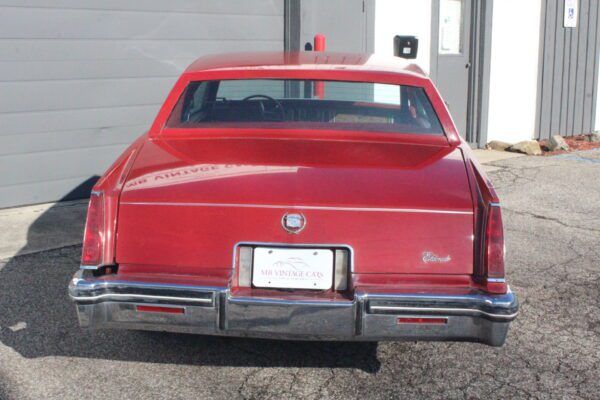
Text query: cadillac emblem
281 213 306 234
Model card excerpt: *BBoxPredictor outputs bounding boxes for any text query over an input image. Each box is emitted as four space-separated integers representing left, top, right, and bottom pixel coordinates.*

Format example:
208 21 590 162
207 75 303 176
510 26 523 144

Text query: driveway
1 149 599 400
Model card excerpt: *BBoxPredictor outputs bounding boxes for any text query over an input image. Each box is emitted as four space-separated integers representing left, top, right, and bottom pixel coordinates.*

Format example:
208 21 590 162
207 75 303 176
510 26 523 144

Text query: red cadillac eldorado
68 52 518 346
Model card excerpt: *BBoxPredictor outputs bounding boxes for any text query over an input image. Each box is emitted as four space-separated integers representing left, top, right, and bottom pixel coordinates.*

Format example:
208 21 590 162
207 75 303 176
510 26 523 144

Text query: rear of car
69 52 517 346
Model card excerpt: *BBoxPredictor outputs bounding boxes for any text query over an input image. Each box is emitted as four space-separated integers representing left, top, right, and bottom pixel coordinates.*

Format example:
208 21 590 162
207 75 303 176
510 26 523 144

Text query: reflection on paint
124 164 298 191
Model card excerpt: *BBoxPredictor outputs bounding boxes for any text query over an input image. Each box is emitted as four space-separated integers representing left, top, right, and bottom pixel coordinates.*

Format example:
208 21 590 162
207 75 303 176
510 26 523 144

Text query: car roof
185 51 428 79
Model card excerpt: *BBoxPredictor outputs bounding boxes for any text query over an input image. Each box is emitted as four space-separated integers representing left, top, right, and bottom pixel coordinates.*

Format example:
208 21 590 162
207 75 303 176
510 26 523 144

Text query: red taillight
484 205 507 293
397 317 447 325
136 305 185 314
81 191 104 266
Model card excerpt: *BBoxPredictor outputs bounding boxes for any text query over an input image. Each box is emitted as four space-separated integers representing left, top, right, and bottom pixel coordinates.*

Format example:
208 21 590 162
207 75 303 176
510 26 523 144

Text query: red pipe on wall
313 34 326 99
314 34 326 51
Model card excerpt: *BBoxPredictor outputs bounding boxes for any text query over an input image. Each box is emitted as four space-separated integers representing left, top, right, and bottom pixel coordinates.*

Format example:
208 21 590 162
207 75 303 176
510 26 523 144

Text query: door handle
465 62 471 69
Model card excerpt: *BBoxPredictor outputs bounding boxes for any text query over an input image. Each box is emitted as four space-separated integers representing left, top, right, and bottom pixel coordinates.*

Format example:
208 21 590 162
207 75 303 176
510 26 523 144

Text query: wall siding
0 0 283 208
537 0 599 139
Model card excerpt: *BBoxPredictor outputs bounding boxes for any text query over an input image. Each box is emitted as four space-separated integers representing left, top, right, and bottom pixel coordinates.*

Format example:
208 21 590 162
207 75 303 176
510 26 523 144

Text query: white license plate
252 247 334 290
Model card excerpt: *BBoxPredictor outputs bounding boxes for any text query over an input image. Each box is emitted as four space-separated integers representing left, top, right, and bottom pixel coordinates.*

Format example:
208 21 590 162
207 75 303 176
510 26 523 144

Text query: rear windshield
166 79 443 135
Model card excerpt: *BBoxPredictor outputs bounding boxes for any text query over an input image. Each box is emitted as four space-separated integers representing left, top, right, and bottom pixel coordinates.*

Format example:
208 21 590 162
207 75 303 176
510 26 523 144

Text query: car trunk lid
115 135 474 275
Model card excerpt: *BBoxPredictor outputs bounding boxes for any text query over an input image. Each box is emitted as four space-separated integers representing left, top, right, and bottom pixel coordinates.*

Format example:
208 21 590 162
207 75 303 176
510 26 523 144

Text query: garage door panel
0 176 102 206
0 1 283 208
0 145 128 187
0 77 175 113
0 59 185 82
0 125 146 156
0 0 283 15
0 8 282 40
0 39 282 62
0 105 158 136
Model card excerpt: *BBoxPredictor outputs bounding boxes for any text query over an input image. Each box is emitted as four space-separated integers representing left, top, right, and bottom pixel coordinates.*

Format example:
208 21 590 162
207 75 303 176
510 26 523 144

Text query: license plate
252 247 334 290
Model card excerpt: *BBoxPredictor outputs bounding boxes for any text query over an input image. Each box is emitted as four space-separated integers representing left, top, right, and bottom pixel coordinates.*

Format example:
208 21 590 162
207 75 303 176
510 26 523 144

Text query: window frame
165 78 446 136
150 68 460 145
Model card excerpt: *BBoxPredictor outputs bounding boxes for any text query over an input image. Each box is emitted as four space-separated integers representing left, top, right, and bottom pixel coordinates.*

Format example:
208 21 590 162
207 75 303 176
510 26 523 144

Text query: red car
69 52 518 346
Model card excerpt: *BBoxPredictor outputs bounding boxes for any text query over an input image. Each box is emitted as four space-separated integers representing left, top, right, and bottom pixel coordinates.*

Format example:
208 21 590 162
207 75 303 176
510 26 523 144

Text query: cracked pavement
0 149 599 399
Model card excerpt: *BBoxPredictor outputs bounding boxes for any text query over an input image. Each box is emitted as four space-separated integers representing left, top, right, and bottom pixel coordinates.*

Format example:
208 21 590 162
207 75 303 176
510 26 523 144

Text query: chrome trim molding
486 278 506 283
367 305 518 320
120 201 474 215
69 271 218 307
70 293 213 304
80 264 103 271
226 296 353 307
70 273 223 293
69 271 518 346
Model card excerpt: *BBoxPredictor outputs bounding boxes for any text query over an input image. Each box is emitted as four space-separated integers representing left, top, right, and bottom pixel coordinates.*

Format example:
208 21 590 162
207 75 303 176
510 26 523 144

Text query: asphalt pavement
0 149 599 400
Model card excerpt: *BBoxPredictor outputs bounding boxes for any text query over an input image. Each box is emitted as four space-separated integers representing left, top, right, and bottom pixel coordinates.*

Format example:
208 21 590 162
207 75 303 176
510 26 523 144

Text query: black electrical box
394 35 419 59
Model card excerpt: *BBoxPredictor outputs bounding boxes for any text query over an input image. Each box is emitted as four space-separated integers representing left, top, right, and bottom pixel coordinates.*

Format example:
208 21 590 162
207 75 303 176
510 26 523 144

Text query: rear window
166 79 443 135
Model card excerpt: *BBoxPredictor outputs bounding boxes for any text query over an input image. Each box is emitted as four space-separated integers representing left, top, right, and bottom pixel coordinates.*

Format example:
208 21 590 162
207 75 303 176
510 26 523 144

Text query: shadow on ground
0 179 381 373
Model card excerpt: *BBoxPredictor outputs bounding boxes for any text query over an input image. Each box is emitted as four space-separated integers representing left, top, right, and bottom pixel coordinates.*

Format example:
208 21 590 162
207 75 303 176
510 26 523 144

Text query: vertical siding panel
587 1 600 132
550 0 565 136
582 0 596 133
559 21 572 135
540 0 599 138
547 0 565 135
566 4 579 136
538 0 555 139
573 0 590 134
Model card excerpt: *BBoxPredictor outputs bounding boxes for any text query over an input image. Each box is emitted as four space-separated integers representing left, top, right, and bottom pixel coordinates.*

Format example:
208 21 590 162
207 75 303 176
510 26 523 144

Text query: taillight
397 317 447 325
136 305 185 314
81 191 105 267
483 204 507 294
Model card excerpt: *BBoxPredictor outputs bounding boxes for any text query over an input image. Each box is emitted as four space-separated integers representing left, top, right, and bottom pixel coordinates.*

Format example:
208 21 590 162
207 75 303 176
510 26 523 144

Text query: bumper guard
69 271 518 346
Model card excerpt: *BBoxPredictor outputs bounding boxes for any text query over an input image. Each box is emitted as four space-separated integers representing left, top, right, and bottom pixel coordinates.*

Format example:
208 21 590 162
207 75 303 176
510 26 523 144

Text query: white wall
486 0 542 143
373 0 432 73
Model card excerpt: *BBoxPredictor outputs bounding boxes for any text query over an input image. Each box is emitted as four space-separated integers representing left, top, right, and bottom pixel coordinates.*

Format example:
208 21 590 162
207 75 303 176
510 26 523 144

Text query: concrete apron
0 200 87 261
472 149 525 172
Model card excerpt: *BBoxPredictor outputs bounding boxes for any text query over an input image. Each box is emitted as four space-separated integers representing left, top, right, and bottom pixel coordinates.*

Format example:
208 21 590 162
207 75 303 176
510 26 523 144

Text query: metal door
432 0 473 138
299 0 369 53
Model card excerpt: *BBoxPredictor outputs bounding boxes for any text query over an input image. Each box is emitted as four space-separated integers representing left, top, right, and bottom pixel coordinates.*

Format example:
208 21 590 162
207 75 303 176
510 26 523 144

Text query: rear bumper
68 271 518 346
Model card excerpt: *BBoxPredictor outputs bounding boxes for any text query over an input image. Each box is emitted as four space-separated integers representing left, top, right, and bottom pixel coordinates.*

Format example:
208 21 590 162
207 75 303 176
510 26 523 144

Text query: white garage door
0 0 284 208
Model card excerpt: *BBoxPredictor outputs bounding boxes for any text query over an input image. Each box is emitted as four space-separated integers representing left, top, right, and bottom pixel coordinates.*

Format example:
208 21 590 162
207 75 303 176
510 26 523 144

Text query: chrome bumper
69 271 518 346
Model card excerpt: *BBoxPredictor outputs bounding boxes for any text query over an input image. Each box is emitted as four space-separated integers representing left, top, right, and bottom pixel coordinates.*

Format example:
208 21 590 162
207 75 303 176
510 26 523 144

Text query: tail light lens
483 205 507 294
81 191 105 267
